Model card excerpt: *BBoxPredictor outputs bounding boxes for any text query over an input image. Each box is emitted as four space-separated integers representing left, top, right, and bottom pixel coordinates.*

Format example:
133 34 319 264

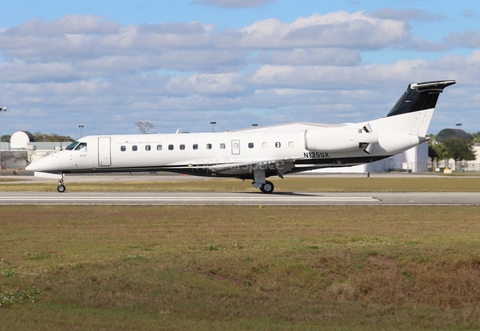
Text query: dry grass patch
1 176 480 192
1 205 480 330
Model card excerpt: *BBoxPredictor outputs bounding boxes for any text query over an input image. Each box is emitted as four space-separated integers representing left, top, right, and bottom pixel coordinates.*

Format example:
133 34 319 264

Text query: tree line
1 122 154 142
1 132 74 142
429 132 479 168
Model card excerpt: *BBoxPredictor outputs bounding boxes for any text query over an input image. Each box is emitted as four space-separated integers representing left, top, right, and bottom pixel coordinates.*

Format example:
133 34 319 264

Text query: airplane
26 80 456 193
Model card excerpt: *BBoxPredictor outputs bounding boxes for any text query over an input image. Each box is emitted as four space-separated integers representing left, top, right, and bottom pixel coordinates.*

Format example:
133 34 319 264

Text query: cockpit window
74 143 87 151
65 141 79 150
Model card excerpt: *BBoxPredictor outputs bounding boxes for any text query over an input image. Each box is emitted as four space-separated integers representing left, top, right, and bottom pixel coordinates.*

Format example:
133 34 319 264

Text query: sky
0 0 479 139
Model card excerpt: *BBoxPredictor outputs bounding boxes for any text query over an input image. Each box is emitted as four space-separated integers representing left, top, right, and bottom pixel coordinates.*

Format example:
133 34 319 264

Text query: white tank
10 131 34 149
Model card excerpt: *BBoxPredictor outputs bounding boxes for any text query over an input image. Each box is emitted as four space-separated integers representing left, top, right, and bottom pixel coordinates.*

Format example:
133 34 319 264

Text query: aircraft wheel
57 184 66 193
260 181 274 194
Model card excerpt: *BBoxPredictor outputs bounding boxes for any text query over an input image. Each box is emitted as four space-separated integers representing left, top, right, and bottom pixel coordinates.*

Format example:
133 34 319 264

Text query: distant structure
0 131 69 169
433 128 480 172
315 143 428 173
436 128 472 142
10 131 35 149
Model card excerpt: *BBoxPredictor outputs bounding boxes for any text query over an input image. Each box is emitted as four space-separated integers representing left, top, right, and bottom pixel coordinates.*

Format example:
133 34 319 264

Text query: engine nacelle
376 131 421 154
305 127 378 152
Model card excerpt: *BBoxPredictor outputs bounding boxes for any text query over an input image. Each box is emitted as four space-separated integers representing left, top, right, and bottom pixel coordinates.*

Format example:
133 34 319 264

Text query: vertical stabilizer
371 80 456 137
387 80 456 117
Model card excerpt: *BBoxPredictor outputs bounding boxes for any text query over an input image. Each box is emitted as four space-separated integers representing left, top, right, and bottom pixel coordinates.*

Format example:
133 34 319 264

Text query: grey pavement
0 191 478 206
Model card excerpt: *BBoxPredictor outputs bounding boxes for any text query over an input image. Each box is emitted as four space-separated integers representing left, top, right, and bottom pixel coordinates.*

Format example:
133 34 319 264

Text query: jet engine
305 126 378 153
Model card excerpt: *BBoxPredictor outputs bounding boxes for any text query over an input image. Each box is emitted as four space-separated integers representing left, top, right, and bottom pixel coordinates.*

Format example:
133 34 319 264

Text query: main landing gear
252 169 275 194
252 179 274 193
250 160 293 194
260 181 274 194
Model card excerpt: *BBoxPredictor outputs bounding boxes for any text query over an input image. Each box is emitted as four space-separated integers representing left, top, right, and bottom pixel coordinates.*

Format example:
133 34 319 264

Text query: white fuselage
24 80 456 193
26 112 425 177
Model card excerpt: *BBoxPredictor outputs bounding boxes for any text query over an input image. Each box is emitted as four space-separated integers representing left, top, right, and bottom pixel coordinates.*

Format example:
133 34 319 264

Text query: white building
0 131 68 169
315 143 428 173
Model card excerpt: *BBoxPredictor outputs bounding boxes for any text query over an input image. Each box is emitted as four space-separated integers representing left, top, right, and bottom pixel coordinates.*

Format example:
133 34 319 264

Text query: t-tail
372 80 456 137
339 80 457 156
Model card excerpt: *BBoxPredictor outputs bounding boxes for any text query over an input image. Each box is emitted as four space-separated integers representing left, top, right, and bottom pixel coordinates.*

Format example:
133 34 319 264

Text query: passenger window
248 143 254 148
220 143 226 149
168 144 174 150
121 145 126 152
275 142 281 148
206 143 212 150
145 145 151 151
288 141 294 148
193 144 198 150
157 144 162 151
262 142 268 148
132 145 138 151
180 144 185 150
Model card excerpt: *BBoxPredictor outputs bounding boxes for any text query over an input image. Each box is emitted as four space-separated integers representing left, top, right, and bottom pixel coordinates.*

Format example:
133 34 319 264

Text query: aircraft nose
25 161 42 171
25 154 54 172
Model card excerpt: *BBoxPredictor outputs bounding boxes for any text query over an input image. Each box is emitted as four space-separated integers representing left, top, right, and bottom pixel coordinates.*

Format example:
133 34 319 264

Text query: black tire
57 184 66 193
260 181 274 193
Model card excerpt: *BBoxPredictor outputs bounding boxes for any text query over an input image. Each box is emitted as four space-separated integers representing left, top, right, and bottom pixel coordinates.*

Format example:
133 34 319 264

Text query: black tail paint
387 80 456 117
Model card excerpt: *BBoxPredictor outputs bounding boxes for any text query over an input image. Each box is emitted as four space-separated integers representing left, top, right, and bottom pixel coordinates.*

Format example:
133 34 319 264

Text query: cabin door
231 139 240 155
98 137 111 166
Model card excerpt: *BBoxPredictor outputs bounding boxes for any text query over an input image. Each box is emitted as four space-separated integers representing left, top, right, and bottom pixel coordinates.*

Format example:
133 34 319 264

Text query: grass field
1 176 480 330
2 175 480 192
2 204 480 330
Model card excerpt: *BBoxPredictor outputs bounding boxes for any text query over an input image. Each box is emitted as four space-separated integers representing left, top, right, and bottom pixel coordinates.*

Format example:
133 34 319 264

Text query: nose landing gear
57 176 66 193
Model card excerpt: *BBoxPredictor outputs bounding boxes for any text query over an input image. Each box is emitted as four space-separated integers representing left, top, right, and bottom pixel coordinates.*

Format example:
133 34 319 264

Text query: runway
0 191 478 206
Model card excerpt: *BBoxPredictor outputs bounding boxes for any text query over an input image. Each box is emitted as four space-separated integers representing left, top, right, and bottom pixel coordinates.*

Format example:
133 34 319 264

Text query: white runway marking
0 194 379 205
1 192 478 205
0 197 378 201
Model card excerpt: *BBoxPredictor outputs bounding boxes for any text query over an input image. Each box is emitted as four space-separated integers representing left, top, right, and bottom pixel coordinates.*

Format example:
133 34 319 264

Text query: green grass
2 175 480 192
2 205 480 330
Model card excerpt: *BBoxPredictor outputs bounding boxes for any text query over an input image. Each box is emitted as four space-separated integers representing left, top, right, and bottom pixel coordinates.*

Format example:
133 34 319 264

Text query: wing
209 158 296 178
